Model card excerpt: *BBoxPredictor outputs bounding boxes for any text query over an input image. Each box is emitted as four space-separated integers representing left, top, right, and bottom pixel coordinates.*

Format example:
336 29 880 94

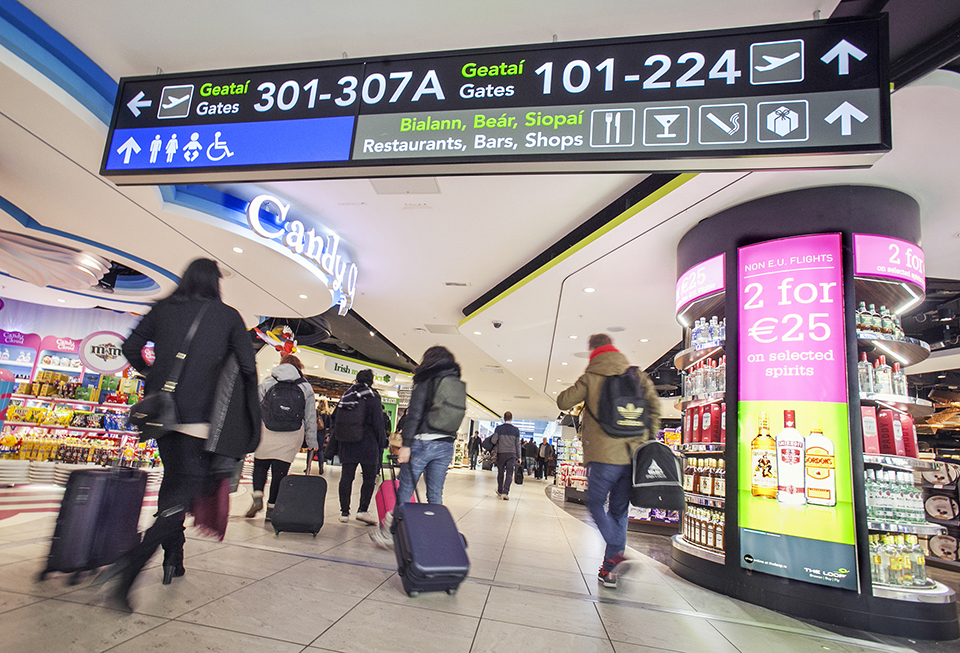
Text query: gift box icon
766 106 799 137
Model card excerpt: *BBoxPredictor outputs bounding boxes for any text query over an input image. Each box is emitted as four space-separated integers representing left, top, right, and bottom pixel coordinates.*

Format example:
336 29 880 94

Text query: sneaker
369 526 394 550
338 513 350 523
501 494 509 500
598 566 617 588
356 511 377 525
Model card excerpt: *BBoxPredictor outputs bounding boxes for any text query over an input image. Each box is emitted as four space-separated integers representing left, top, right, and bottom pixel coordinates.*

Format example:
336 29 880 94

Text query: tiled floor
0 464 954 653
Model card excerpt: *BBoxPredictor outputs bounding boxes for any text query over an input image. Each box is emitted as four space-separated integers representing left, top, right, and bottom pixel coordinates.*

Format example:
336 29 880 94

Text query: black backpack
425 376 467 433
331 388 366 443
261 379 306 431
588 367 650 438
630 440 684 510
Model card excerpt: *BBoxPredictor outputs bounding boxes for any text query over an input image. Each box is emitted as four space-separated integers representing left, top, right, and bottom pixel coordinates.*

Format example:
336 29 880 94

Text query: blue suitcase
392 502 469 596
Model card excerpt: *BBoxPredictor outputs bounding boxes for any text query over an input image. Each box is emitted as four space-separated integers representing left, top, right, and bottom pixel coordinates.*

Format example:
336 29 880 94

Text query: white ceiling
3 0 960 423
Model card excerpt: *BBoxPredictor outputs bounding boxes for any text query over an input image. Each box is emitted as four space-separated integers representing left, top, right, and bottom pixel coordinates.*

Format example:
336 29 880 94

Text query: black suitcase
392 502 469 597
271 474 326 536
41 467 147 584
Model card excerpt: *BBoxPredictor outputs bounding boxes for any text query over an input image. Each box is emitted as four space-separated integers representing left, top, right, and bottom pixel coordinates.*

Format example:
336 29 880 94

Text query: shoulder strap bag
130 303 209 442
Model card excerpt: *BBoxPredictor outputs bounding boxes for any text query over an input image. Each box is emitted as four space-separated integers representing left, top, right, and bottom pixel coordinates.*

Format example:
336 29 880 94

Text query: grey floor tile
598 603 738 652
269 558 394 598
107 620 304 653
494 562 590 594
612 642 688 653
471 619 616 653
499 546 577 571
185 545 302 579
0 589 43 614
367 574 490 617
0 540 49 566
706 620 902 653
482 585 607 638
59 567 254 619
319 536 398 567
0 598 165 652
467 557 499 581
310 598 478 652
178 578 360 644
0 558 93 597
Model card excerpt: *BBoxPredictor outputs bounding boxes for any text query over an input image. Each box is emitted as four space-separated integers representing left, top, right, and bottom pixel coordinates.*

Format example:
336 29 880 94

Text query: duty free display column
669 185 959 641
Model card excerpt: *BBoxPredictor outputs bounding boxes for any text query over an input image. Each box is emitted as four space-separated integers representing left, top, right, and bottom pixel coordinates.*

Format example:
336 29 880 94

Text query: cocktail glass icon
654 113 680 138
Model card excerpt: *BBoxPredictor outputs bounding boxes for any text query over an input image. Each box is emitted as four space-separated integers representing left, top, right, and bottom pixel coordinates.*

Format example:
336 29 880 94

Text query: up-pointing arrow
116 137 141 164
821 40 867 75
825 101 868 136
126 91 152 117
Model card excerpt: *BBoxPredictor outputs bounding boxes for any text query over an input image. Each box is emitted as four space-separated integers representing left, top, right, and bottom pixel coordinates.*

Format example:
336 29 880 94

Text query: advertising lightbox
737 233 858 591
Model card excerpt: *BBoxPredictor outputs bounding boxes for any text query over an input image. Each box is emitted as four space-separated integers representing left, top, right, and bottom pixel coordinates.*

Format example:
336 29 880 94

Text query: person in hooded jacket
246 354 317 520
329 369 387 525
370 345 462 548
108 258 260 610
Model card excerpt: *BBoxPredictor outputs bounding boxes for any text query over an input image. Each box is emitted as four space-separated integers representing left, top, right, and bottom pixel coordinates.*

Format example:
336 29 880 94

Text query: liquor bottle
705 511 716 549
856 301 868 334
750 412 777 498
869 535 882 584
892 362 907 396
714 511 724 551
708 316 719 343
874 355 893 394
896 535 914 586
882 534 904 586
906 534 927 586
683 456 695 492
893 314 905 340
804 420 836 507
719 317 726 344
869 303 881 333
858 352 874 394
717 355 726 393
714 458 726 499
702 458 715 497
864 469 879 522
880 305 894 336
776 410 807 505
692 457 701 494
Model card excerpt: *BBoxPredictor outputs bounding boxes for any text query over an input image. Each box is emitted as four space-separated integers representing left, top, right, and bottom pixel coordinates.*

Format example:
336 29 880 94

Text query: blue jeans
396 439 454 505
586 462 632 561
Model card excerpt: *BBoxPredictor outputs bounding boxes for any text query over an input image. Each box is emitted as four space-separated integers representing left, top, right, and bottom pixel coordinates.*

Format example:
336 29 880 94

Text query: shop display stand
669 186 958 641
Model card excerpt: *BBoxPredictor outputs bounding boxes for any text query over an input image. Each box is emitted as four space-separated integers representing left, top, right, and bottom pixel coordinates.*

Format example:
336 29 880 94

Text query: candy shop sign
246 194 359 315
79 331 129 375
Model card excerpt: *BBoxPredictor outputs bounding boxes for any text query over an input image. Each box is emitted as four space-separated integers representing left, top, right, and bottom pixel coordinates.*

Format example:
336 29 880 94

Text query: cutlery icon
605 112 613 144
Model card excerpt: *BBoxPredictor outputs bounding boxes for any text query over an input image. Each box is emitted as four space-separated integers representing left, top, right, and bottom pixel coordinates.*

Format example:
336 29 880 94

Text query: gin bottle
874 356 893 395
858 353 874 394
804 420 836 506
892 362 907 396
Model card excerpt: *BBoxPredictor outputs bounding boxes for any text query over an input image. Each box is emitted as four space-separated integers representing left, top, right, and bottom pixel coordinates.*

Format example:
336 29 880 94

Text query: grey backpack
425 376 467 433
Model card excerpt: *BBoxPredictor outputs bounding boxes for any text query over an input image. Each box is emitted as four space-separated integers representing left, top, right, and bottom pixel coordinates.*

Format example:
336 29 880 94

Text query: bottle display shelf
872 581 956 604
677 392 725 410
674 342 724 370
857 333 931 367
863 453 933 470
671 533 724 564
867 521 945 536
859 393 934 418
685 492 725 508
680 443 725 454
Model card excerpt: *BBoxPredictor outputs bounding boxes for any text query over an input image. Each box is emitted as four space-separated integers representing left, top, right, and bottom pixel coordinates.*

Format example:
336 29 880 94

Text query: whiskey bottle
702 458 714 497
869 303 881 333
751 412 777 498
857 301 869 333
715 459 726 499
804 420 836 507
683 456 695 493
776 410 807 505
714 512 724 551
880 305 894 336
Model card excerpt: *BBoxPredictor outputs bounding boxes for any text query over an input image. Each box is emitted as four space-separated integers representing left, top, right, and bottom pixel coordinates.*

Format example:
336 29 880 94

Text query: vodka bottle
708 316 719 343
906 534 927 586
874 355 893 394
804 420 836 506
717 356 726 393
858 353 874 394
750 412 777 498
892 362 907 396
691 319 701 348
776 410 807 505
875 470 894 522
864 470 879 522
719 317 726 344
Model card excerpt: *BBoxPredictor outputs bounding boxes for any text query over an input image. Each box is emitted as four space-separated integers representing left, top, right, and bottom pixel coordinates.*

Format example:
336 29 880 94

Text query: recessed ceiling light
57 299 66 303
369 331 375 337
556 379 561 382
561 362 568 366
552 391 557 394
313 365 319 368
640 338 650 343
569 335 578 340
506 359 513 362
299 294 308 299
474 331 482 335
233 247 243 253
528 377 534 381
584 287 596 293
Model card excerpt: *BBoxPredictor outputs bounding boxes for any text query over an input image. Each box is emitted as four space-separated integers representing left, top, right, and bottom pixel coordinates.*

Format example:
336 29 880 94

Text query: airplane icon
755 52 801 72
162 94 190 109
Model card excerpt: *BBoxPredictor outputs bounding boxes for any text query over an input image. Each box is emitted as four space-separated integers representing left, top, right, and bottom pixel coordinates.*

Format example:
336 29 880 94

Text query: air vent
513 395 530 399
444 281 470 287
481 366 503 374
424 324 460 335
402 203 433 210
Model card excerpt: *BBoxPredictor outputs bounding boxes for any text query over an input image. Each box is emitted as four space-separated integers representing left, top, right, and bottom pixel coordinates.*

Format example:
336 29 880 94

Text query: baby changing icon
757 100 808 143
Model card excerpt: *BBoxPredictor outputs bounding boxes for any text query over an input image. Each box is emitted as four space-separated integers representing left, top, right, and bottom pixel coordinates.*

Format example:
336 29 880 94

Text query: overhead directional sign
100 16 890 184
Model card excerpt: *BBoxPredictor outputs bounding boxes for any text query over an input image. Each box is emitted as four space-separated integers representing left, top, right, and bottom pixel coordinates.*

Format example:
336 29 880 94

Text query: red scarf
589 344 619 361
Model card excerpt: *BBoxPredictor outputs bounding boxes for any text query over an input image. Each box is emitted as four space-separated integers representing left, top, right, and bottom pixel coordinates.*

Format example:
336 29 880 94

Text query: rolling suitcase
271 474 326 536
375 461 418 526
392 502 469 597
41 467 147 584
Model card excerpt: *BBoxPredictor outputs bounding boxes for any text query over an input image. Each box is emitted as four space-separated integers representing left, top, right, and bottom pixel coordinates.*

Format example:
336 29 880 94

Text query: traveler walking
539 439 555 478
106 258 260 610
468 431 482 469
523 438 538 476
327 369 387 524
557 334 659 589
492 412 521 499
246 355 317 520
370 345 466 548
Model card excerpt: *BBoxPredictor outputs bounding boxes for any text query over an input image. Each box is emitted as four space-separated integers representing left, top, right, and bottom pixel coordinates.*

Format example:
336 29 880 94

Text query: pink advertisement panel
853 234 925 291
676 253 725 313
738 234 848 404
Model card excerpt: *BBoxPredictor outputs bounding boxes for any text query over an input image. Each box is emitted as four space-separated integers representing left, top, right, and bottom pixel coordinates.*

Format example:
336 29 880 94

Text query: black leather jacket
401 360 461 446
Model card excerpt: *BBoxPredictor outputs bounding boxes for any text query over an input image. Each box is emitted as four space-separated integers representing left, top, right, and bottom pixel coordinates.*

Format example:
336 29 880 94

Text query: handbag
129 303 209 442
514 461 524 485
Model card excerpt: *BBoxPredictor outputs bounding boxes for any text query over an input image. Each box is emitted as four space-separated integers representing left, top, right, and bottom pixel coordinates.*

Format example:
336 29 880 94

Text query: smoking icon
697 103 748 145
706 112 740 136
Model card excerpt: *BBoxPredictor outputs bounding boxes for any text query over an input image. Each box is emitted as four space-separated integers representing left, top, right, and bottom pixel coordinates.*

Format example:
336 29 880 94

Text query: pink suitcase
376 463 418 525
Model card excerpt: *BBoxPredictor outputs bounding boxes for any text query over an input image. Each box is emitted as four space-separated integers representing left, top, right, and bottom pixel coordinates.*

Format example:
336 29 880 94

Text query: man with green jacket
557 334 660 589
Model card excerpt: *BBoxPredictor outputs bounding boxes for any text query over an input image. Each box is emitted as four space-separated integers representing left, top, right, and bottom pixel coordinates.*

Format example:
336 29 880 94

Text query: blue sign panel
103 116 354 171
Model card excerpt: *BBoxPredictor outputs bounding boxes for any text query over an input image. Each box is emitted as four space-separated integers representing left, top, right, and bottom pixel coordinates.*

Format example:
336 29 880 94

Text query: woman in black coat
105 259 259 610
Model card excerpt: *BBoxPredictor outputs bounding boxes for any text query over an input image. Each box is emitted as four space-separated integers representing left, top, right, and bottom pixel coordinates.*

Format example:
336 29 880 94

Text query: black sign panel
101 16 889 183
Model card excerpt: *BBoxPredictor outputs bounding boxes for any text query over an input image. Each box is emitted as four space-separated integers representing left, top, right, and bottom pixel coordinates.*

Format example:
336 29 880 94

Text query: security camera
492 320 502 329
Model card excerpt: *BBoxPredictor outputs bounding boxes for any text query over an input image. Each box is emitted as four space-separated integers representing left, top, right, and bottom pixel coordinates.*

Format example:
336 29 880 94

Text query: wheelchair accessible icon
206 131 234 161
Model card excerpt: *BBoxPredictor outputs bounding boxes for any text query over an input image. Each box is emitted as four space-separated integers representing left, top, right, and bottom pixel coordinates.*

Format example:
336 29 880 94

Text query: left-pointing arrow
126 91 152 117
116 137 141 164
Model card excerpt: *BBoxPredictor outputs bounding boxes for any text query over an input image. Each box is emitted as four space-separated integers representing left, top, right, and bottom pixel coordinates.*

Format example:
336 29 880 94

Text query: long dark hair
417 345 456 374
169 258 222 301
